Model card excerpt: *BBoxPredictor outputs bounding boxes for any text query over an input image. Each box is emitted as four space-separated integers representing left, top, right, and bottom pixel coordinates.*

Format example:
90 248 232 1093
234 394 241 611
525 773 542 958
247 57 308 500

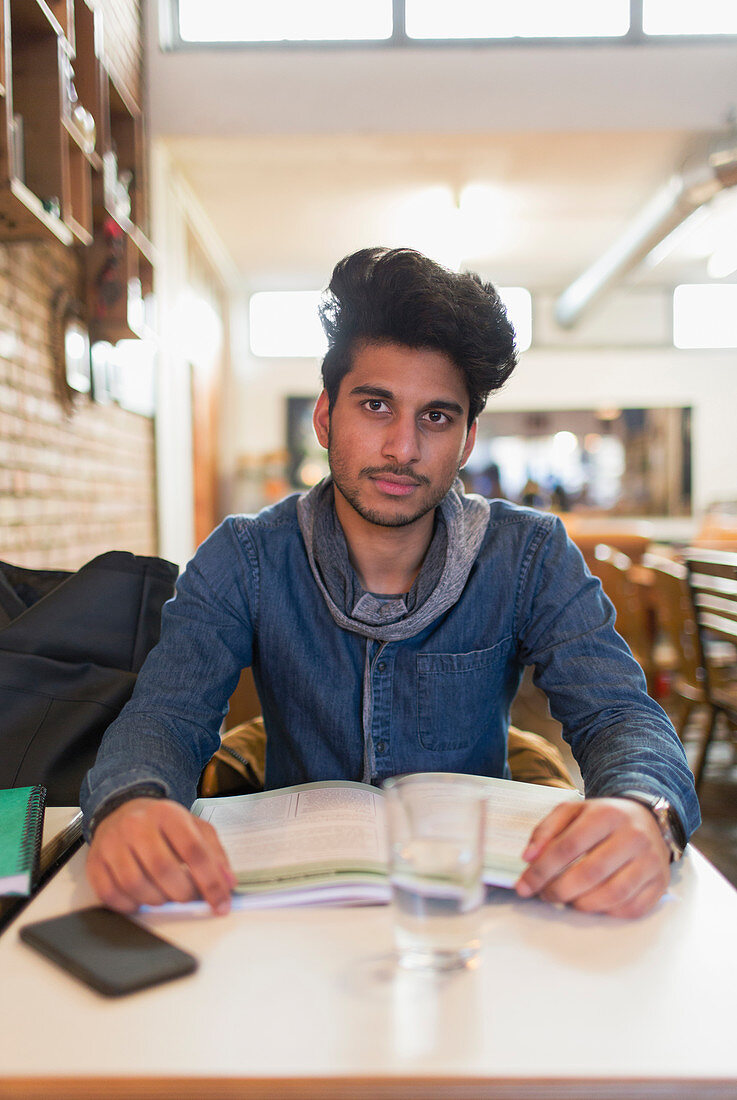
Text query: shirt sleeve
515 515 701 839
80 519 257 834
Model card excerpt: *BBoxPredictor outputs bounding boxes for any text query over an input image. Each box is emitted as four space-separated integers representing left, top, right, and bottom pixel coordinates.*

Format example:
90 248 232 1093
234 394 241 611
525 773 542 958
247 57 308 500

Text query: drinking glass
382 773 487 971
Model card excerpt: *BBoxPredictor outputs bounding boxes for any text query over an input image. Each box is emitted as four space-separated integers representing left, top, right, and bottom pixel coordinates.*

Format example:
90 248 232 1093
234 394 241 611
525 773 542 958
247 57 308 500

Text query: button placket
371 645 392 765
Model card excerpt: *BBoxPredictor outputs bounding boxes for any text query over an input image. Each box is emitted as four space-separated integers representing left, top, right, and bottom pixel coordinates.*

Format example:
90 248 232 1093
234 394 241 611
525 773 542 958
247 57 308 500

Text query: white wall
151 148 240 565
151 144 196 567
146 35 737 137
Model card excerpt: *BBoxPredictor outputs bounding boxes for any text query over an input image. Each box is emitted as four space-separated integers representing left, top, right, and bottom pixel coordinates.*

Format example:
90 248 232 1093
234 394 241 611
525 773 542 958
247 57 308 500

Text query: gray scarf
297 477 490 641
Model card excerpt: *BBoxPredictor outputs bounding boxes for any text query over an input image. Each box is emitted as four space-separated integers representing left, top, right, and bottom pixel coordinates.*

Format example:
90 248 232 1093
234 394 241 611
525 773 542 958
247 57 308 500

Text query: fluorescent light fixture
178 0 393 42
643 0 737 35
644 208 710 268
250 285 532 357
250 291 328 357
406 0 630 39
673 284 737 348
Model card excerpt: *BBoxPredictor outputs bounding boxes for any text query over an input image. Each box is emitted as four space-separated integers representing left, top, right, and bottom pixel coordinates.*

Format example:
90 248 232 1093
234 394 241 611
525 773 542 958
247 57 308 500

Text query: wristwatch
618 790 686 862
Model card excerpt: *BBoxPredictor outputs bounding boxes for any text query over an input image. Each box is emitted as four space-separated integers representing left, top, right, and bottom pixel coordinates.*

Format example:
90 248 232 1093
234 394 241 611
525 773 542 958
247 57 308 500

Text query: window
467 407 692 516
249 286 532 357
172 0 737 46
673 284 737 349
249 291 327 357
643 1 737 36
405 1 630 40
498 287 532 354
177 0 393 43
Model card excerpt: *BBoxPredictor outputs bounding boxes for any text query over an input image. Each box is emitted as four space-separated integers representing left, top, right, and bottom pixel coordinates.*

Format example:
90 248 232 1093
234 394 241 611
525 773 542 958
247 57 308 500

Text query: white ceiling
145 10 737 299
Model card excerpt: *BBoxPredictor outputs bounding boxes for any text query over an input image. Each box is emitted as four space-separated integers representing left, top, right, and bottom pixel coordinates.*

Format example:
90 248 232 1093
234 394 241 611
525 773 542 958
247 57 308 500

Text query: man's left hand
515 797 672 918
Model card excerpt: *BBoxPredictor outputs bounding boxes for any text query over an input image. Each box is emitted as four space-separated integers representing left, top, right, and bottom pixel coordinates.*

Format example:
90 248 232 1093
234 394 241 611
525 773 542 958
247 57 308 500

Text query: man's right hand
85 797 236 915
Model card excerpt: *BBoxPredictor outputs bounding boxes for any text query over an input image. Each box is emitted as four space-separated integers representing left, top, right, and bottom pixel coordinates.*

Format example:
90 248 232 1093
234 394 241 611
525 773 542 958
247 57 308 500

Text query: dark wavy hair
319 247 518 427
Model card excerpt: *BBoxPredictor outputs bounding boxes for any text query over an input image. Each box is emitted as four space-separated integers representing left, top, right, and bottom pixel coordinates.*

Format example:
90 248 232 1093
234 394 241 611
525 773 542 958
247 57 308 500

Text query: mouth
367 471 426 497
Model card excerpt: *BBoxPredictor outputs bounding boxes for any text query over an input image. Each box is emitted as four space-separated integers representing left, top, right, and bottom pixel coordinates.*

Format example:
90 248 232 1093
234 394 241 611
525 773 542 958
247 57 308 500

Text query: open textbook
191 776 582 909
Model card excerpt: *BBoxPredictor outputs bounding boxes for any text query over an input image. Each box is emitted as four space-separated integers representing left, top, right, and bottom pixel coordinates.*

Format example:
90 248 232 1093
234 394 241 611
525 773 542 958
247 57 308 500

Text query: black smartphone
19 906 198 997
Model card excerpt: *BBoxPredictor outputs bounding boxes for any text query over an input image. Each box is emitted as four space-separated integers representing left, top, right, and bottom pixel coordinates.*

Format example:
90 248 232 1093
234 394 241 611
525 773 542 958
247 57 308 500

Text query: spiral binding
20 786 47 889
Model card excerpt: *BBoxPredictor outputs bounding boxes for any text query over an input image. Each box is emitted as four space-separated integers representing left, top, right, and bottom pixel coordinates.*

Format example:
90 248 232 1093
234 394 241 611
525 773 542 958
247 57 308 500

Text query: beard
328 433 459 529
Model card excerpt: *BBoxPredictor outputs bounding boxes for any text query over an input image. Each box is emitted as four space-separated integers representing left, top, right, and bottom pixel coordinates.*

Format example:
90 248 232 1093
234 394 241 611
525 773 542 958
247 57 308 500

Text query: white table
1 844 736 1099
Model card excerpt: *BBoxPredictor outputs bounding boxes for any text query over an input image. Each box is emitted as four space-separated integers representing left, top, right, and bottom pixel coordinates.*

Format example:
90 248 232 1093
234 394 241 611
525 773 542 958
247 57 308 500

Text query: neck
333 489 436 594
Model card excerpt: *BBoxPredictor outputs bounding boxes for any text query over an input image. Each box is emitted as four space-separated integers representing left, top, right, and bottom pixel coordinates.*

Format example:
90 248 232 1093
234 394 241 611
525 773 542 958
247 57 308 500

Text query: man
82 247 699 918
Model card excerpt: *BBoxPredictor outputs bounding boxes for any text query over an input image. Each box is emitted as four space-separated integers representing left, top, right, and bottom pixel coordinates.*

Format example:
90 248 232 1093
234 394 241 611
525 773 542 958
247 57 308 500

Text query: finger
161 817 234 914
195 818 236 885
536 831 644 907
103 843 174 909
522 800 585 862
132 831 203 905
86 852 149 914
517 806 614 897
591 871 668 920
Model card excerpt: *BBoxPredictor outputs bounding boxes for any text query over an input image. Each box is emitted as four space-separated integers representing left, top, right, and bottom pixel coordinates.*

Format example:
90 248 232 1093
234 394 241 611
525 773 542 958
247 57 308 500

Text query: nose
381 413 421 466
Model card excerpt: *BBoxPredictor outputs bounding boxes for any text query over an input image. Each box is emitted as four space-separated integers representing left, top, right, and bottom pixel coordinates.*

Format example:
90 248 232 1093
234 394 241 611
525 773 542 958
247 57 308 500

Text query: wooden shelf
0 0 154 338
66 0 101 150
1 10 72 242
102 68 148 239
0 175 73 243
0 11 6 96
8 0 69 41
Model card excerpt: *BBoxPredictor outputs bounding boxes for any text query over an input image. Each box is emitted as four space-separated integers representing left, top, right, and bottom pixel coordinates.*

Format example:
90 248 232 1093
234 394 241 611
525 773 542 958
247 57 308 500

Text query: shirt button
376 741 387 754
377 661 386 672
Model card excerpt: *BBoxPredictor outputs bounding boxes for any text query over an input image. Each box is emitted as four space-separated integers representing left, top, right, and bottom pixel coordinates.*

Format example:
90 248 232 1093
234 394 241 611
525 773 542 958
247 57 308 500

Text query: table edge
1 1075 735 1100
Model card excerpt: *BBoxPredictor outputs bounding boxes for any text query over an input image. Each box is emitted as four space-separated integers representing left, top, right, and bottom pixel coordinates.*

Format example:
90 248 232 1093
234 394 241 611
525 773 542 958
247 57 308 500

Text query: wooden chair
693 502 737 550
643 553 709 738
587 544 667 697
684 548 737 790
565 524 653 573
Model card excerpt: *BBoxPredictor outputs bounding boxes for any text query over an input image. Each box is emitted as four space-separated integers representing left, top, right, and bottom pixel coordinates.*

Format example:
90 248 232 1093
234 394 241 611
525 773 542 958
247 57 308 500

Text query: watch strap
617 790 686 861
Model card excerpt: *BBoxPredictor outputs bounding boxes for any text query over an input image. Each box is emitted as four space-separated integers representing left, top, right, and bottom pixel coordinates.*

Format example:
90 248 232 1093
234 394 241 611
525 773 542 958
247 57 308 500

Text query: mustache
359 465 430 486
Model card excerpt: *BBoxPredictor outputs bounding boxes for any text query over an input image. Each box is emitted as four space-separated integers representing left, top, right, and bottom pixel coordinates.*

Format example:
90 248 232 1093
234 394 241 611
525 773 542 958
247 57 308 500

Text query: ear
313 390 330 450
460 419 478 468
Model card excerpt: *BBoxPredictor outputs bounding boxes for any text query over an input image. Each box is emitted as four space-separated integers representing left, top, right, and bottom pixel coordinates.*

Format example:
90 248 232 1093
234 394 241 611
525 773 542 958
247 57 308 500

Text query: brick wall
0 0 157 572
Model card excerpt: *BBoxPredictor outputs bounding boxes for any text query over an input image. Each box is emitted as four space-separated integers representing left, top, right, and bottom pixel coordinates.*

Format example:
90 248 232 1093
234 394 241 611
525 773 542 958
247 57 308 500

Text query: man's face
313 342 477 529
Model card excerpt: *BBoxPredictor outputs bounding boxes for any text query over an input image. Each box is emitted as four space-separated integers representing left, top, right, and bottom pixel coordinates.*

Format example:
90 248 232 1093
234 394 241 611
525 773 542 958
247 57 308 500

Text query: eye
363 398 390 413
422 409 451 426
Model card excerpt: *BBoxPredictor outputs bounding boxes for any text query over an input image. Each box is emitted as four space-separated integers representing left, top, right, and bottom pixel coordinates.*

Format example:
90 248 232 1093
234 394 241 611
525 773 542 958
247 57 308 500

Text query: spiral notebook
0 786 46 896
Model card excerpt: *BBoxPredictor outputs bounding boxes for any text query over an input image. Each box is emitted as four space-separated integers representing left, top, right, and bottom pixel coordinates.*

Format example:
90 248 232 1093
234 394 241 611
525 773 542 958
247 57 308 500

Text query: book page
480 777 582 885
193 781 388 886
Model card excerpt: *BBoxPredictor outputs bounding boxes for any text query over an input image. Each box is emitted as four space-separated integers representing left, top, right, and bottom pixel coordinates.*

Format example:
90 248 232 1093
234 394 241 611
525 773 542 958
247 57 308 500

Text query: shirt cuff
88 782 167 838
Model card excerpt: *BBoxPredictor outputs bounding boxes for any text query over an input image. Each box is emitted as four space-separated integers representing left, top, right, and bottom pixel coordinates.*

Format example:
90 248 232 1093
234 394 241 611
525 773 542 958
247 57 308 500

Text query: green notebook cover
0 786 46 896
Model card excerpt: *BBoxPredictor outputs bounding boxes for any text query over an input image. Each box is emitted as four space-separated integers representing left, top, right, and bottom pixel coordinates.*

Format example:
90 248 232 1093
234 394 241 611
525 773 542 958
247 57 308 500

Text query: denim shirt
80 494 700 839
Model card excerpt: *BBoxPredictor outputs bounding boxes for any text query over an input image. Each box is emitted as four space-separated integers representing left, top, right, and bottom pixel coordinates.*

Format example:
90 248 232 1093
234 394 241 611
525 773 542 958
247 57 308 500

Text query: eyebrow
348 384 465 417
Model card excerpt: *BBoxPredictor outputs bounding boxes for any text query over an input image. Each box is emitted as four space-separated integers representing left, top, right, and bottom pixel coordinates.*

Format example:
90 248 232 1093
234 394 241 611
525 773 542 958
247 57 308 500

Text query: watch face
652 799 684 860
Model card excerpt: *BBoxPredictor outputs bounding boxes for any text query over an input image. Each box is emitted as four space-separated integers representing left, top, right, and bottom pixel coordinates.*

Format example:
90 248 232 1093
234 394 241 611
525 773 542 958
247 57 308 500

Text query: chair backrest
566 527 653 571
588 544 652 672
643 552 703 692
684 548 737 689
693 502 737 550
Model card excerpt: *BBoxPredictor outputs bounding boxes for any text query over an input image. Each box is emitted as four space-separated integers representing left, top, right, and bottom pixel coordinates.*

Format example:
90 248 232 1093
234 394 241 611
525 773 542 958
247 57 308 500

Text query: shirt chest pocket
416 640 513 752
